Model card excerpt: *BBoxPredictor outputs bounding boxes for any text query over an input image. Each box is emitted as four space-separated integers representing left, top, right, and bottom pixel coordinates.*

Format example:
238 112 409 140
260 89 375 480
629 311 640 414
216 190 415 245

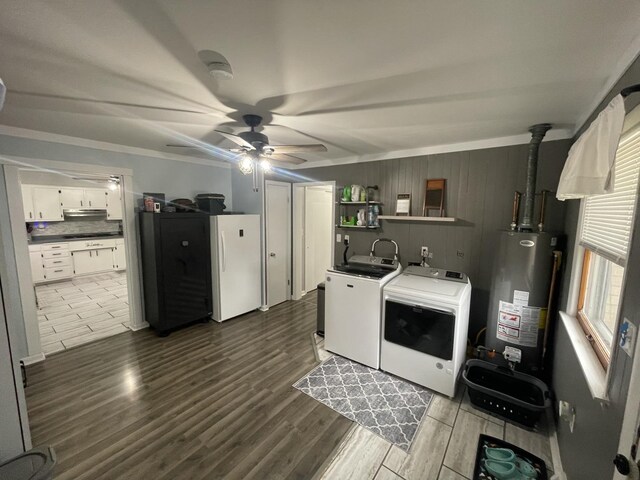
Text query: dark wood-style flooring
26 291 351 479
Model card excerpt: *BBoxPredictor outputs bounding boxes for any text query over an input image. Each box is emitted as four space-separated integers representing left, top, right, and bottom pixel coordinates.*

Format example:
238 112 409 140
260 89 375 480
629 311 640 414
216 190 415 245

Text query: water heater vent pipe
519 123 552 231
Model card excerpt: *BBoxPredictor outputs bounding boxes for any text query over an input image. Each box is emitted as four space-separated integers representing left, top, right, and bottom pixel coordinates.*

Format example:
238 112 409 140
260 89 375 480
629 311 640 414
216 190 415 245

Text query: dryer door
384 300 455 360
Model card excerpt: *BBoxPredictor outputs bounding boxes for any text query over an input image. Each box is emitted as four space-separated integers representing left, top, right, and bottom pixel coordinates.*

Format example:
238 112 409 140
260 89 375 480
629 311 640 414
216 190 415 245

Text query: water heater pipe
510 191 522 231
542 250 562 365
519 123 552 231
538 189 549 232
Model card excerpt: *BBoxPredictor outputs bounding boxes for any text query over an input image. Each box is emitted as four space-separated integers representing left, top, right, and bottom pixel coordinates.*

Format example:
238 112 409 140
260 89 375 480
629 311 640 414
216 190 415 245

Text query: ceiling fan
167 114 327 173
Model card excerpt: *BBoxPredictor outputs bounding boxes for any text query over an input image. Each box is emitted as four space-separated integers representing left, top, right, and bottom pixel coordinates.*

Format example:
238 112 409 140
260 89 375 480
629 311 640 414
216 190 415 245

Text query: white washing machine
381 266 471 397
325 239 402 369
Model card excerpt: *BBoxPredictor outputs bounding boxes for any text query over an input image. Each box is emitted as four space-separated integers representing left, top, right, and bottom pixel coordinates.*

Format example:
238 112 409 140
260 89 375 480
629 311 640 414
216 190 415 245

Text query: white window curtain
579 123 640 266
557 94 626 200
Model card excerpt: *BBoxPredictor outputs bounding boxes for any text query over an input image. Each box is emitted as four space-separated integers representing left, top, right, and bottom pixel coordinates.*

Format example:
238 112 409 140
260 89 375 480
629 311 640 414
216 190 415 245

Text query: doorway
292 182 335 300
2 158 144 364
21 170 130 354
265 180 292 308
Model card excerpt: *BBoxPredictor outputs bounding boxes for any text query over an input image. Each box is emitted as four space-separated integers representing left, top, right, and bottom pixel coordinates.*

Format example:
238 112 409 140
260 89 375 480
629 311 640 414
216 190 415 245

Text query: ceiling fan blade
269 144 327 154
214 130 255 150
269 153 307 165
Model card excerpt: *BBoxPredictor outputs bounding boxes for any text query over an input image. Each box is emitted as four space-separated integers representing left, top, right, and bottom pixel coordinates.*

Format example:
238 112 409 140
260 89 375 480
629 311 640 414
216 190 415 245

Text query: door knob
614 453 631 475
270 252 276 257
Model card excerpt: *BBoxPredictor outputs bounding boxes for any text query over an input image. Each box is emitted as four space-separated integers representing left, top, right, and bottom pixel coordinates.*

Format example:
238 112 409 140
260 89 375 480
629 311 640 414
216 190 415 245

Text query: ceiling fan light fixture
260 159 272 172
207 61 233 80
238 155 254 175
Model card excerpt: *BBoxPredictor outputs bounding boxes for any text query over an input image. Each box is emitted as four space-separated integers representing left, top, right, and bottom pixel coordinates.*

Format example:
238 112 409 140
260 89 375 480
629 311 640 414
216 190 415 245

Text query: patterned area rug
294 355 433 451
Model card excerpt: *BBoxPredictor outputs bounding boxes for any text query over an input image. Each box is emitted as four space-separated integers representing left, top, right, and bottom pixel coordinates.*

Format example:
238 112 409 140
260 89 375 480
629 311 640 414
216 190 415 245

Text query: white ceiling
1 0 640 168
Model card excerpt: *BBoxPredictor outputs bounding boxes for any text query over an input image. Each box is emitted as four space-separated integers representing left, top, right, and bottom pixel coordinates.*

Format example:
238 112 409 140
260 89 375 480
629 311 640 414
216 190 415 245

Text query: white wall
0 134 233 208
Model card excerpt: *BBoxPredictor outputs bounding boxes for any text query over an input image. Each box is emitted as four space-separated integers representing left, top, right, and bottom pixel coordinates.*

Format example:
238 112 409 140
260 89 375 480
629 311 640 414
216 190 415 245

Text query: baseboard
547 409 566 479
129 321 149 332
21 352 45 365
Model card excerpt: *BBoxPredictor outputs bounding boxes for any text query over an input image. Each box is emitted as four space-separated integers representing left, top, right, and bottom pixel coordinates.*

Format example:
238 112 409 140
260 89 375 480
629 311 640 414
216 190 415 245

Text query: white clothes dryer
381 266 471 397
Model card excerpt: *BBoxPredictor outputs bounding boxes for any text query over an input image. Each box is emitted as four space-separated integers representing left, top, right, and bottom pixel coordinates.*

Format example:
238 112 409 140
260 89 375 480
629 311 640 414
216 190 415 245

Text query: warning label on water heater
496 300 541 347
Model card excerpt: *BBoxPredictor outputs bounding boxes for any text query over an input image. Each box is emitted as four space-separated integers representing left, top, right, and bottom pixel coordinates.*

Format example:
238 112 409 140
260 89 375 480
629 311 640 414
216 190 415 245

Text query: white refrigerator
210 214 262 322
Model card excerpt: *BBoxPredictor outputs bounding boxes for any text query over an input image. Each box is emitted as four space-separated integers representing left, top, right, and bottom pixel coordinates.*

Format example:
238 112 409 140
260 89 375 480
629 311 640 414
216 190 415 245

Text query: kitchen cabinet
84 189 108 208
139 212 212 334
60 188 86 208
113 240 126 270
22 185 35 221
61 187 109 209
60 187 108 209
32 187 63 221
28 244 73 283
72 248 114 275
29 251 45 283
106 187 123 220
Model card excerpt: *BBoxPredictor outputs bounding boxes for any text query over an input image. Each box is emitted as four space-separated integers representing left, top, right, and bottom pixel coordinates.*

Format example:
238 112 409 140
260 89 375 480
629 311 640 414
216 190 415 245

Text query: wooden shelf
377 215 457 223
336 225 380 229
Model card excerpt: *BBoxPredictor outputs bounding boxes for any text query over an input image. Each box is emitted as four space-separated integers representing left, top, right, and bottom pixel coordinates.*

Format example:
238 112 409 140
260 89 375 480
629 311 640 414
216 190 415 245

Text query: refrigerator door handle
221 231 226 272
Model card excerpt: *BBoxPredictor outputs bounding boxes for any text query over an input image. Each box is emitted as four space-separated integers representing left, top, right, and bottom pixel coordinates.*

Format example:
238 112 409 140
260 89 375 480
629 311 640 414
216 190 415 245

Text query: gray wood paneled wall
552 54 640 480
291 139 571 334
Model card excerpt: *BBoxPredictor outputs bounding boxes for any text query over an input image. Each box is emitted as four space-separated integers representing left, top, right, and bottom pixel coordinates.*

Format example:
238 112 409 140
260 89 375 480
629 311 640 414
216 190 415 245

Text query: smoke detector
207 61 233 80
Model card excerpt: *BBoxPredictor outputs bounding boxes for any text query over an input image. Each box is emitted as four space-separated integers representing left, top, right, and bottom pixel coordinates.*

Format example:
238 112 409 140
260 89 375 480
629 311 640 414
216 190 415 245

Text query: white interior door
265 181 291 308
304 186 333 291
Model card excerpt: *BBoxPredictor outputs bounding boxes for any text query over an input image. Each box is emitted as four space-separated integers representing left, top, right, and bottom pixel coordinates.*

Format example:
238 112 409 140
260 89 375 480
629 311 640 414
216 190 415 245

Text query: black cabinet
139 212 212 335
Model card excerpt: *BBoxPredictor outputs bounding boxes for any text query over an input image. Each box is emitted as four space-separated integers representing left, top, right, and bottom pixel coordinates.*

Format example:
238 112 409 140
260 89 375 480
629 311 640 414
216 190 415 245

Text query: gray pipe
519 123 552 231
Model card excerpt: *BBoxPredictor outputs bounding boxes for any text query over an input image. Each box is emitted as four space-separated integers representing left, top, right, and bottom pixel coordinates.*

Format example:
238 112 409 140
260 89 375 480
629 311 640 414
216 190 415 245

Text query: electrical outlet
457 250 464 258
559 400 576 432
421 246 429 257
344 234 350 243
336 233 342 243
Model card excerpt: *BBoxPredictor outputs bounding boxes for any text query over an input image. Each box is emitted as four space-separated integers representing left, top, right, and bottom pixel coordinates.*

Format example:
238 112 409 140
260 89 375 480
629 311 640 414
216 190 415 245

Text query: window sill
559 311 609 402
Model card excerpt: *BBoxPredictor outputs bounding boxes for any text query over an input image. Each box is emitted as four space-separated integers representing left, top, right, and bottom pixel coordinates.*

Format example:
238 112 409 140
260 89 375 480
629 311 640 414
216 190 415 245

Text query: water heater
485 231 560 373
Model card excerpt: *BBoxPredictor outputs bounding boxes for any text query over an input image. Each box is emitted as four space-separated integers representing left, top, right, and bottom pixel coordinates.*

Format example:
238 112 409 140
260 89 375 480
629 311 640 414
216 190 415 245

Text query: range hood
63 208 108 219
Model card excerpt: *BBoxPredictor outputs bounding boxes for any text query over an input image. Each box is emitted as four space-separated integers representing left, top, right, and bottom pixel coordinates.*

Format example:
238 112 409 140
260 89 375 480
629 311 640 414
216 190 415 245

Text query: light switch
336 233 341 242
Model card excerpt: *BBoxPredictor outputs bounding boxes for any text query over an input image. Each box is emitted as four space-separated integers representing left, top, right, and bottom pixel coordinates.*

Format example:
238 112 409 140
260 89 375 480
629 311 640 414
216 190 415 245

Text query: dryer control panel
404 266 468 283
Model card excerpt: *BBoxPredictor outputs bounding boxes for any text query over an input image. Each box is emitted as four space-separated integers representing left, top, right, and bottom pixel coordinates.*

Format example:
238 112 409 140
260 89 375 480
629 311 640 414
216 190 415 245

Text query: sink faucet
370 238 399 263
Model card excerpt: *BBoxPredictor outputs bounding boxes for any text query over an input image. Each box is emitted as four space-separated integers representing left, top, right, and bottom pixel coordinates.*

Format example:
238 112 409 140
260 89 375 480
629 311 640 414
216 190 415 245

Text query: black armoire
139 212 212 335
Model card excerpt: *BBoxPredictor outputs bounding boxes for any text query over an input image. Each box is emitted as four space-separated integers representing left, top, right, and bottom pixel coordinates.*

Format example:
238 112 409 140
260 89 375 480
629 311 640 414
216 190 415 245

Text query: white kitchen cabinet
29 251 45 283
113 242 126 270
32 187 63 221
84 189 108 209
106 186 123 220
60 188 86 208
72 248 114 275
22 185 35 221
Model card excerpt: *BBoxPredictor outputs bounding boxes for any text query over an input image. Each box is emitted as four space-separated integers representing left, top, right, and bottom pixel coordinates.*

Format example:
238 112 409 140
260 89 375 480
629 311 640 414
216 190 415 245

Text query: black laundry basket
462 359 551 428
0 446 56 480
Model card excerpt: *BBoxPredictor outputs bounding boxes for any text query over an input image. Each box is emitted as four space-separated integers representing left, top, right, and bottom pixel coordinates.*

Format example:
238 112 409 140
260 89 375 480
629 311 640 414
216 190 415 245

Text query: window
577 121 640 368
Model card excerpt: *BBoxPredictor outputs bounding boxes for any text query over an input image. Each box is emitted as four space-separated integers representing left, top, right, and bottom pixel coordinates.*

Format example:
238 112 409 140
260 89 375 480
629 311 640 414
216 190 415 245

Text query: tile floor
36 271 130 355
312 334 555 480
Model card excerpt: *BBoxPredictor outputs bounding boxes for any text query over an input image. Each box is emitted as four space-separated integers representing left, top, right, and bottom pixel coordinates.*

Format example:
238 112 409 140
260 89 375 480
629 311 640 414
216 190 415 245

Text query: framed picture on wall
422 179 446 217
395 193 411 216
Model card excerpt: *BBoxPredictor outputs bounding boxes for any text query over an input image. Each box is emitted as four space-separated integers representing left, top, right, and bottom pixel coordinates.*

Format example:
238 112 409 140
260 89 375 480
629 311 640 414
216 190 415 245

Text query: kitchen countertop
28 234 124 245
